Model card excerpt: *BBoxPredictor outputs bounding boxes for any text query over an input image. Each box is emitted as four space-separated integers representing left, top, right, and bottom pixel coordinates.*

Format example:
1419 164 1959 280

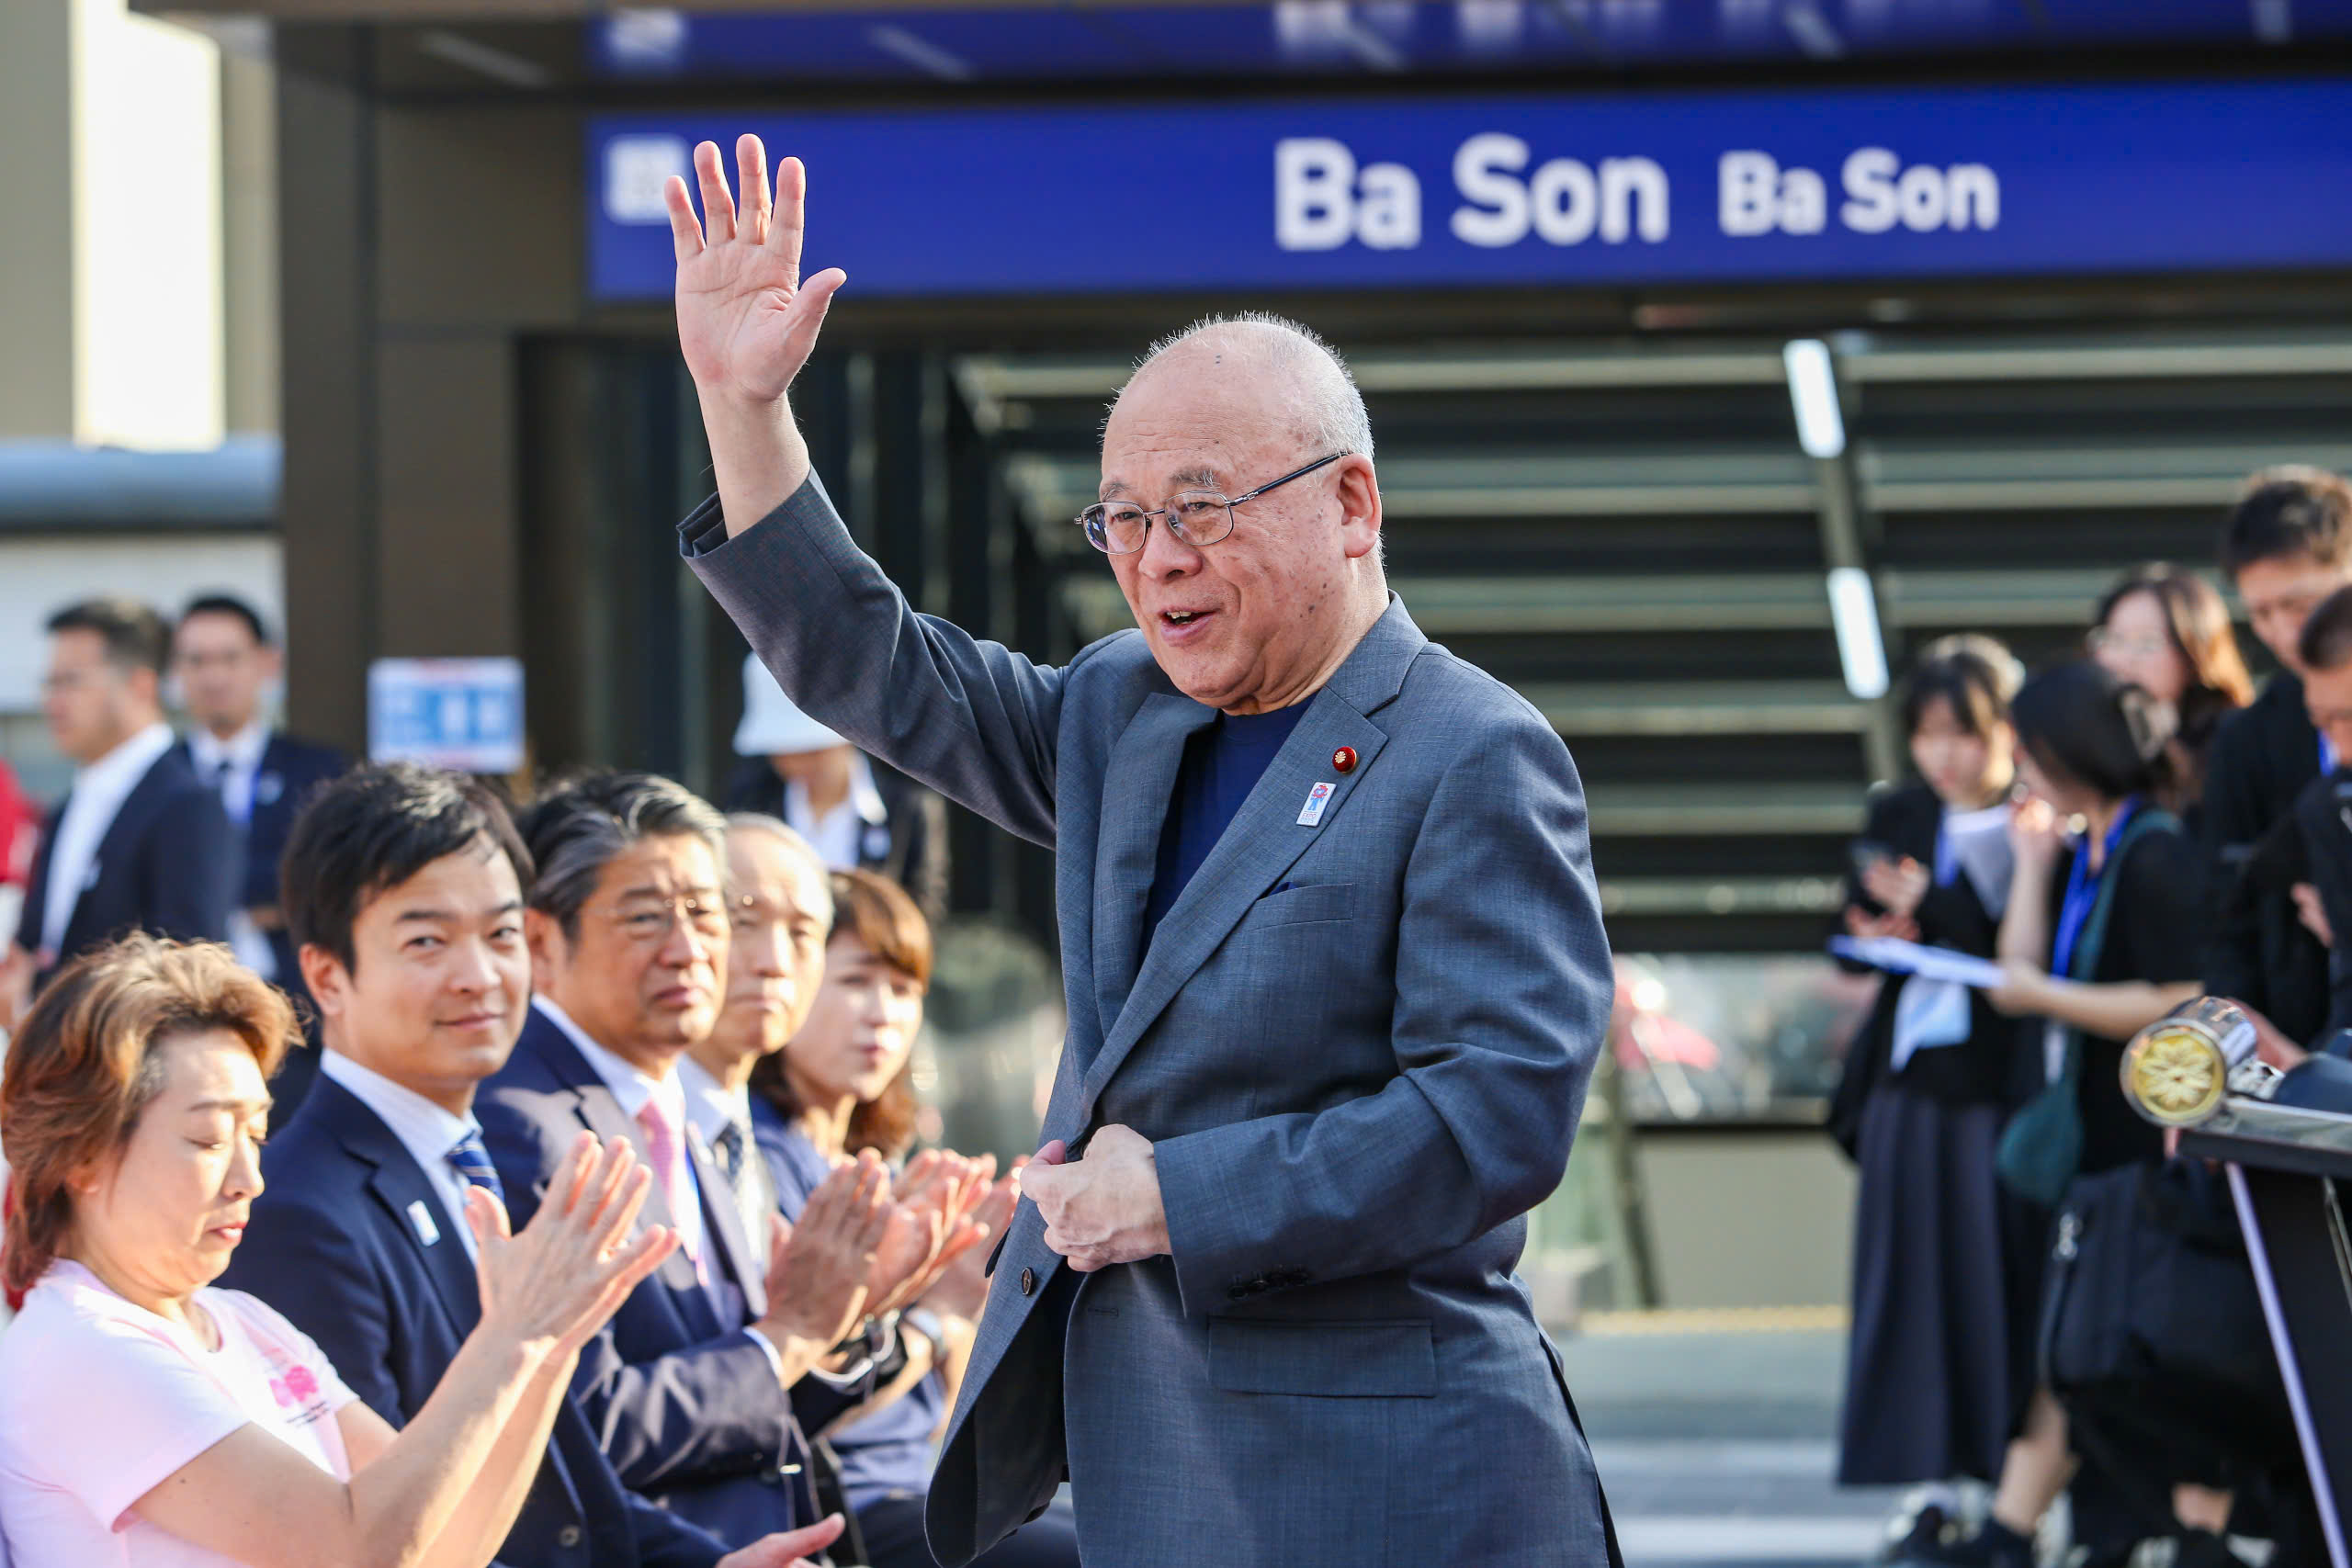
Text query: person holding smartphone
1833 637 2037 1541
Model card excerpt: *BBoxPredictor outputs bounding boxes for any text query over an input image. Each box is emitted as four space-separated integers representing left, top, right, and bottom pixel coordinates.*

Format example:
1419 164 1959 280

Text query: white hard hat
734 653 846 758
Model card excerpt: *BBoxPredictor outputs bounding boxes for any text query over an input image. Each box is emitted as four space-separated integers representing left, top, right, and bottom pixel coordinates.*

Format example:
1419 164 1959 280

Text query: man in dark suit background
2202 468 2352 1044
722 654 948 924
173 592 347 1126
476 771 979 1552
2 599 233 1027
223 761 845 1568
172 592 346 988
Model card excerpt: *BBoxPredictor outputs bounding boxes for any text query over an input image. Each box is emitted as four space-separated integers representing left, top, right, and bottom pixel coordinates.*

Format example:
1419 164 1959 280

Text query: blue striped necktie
447 1129 505 1207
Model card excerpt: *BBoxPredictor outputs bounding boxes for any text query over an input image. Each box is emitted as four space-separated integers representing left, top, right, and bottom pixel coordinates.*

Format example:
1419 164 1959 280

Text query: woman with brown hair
749 870 1066 1568
0 935 677 1568
2088 564 2255 825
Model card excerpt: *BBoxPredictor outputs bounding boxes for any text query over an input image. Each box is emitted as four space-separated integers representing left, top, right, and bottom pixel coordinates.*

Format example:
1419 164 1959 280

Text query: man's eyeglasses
604 896 729 947
1077 453 1349 555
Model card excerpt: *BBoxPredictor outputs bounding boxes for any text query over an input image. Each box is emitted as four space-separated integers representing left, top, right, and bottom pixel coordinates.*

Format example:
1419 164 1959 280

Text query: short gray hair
519 772 727 941
723 813 835 921
1120 312 1374 463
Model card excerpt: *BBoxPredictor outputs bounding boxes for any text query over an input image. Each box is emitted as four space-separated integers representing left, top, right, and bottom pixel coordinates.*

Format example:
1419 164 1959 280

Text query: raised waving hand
666 135 843 531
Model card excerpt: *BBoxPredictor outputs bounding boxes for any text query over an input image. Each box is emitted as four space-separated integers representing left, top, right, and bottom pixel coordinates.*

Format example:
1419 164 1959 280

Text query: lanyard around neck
2050 796 2139 979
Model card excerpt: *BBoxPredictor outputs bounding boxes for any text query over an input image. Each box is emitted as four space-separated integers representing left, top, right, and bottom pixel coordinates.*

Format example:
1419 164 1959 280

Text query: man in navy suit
173 592 346 987
221 761 845 1568
3 598 234 1026
477 771 980 1552
173 592 347 1125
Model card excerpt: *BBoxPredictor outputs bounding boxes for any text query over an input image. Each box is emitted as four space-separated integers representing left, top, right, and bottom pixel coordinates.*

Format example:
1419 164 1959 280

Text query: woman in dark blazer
1836 637 2037 1515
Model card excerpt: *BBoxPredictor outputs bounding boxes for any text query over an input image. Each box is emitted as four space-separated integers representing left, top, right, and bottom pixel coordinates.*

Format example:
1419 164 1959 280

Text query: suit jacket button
557 1525 582 1548
1020 1267 1036 1296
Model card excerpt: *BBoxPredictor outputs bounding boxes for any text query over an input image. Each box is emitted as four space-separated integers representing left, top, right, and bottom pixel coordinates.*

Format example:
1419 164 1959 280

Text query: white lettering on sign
1274 138 1423 251
1449 133 1668 248
1718 152 1826 236
1839 147 2000 232
1272 136 1998 252
1719 149 1998 236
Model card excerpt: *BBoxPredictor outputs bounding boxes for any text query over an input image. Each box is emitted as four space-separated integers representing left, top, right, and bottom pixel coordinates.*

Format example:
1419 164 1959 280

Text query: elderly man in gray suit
662 138 1622 1568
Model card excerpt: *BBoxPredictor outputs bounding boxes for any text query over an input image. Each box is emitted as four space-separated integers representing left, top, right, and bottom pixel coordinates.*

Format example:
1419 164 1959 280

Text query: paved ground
1560 1319 1906 1568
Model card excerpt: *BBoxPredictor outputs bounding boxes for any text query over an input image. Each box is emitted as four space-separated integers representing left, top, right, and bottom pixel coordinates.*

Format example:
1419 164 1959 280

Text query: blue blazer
220 1077 729 1568
173 731 345 983
15 746 234 976
478 1007 853 1549
688 475 1623 1568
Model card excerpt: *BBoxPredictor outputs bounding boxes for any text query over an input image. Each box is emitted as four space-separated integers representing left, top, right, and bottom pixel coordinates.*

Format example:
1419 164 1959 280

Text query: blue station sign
588 80 2352 300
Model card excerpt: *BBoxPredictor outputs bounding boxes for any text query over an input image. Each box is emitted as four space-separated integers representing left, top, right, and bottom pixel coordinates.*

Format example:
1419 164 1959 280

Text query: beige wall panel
0 0 77 437
374 334 521 660
1634 1132 1855 1308
378 105 580 331
221 45 280 434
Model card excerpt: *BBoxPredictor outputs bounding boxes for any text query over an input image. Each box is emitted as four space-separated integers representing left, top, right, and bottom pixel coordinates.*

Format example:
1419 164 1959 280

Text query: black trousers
856 1492 1082 1568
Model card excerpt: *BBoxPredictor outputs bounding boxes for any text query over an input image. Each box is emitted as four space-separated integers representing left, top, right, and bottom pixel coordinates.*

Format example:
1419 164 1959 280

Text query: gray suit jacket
684 477 1619 1568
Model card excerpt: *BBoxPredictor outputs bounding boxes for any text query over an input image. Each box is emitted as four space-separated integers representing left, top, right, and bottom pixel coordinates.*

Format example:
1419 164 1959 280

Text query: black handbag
2039 1162 2290 1423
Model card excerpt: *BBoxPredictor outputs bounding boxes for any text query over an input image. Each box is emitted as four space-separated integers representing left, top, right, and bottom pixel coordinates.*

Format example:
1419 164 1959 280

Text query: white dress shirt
186 719 276 976
679 1055 778 1256
783 751 888 872
38 722 175 957
320 1050 488 1260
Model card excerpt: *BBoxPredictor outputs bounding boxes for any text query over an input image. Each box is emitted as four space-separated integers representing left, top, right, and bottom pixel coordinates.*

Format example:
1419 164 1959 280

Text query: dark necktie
709 1120 774 1252
446 1129 505 1207
213 757 249 828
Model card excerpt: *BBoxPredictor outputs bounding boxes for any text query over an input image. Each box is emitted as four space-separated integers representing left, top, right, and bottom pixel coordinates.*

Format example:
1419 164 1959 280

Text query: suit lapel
1072 698 1389 1129
1089 693 1219 1050
523 1010 715 1313
308 1078 486 1339
1065 600 1429 1131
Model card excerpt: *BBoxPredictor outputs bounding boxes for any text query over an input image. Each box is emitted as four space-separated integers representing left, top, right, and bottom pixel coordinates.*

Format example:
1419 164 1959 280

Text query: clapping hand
469 1133 676 1360
863 1151 997 1321
756 1155 889 1355
926 1169 1022 1321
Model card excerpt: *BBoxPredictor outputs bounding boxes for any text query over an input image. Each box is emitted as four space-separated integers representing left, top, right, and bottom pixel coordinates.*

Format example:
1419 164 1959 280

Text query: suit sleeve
681 475 1069 850
477 1094 798 1492
2201 706 2274 1001
144 787 236 945
219 1192 406 1427
2272 1053 2352 1113
626 1494 730 1568
1152 710 1611 1314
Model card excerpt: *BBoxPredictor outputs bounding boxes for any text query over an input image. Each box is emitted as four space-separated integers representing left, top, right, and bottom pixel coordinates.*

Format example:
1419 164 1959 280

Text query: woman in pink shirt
0 935 679 1568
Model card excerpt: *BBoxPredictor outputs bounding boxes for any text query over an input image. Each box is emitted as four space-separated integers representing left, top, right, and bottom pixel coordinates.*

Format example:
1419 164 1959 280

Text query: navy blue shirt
1140 703 1311 947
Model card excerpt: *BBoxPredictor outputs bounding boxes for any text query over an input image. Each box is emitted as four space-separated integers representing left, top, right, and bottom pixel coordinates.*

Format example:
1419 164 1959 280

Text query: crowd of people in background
1835 466 2352 1568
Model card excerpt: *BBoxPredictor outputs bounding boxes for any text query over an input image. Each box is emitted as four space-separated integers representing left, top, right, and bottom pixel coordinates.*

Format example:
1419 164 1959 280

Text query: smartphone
1849 840 1899 883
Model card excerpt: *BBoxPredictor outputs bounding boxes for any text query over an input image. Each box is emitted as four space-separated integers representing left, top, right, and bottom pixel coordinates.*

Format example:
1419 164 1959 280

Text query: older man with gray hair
664 139 1622 1568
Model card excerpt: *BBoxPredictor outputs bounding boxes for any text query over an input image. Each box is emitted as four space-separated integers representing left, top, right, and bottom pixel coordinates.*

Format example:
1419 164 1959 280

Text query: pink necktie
636 1094 707 1281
